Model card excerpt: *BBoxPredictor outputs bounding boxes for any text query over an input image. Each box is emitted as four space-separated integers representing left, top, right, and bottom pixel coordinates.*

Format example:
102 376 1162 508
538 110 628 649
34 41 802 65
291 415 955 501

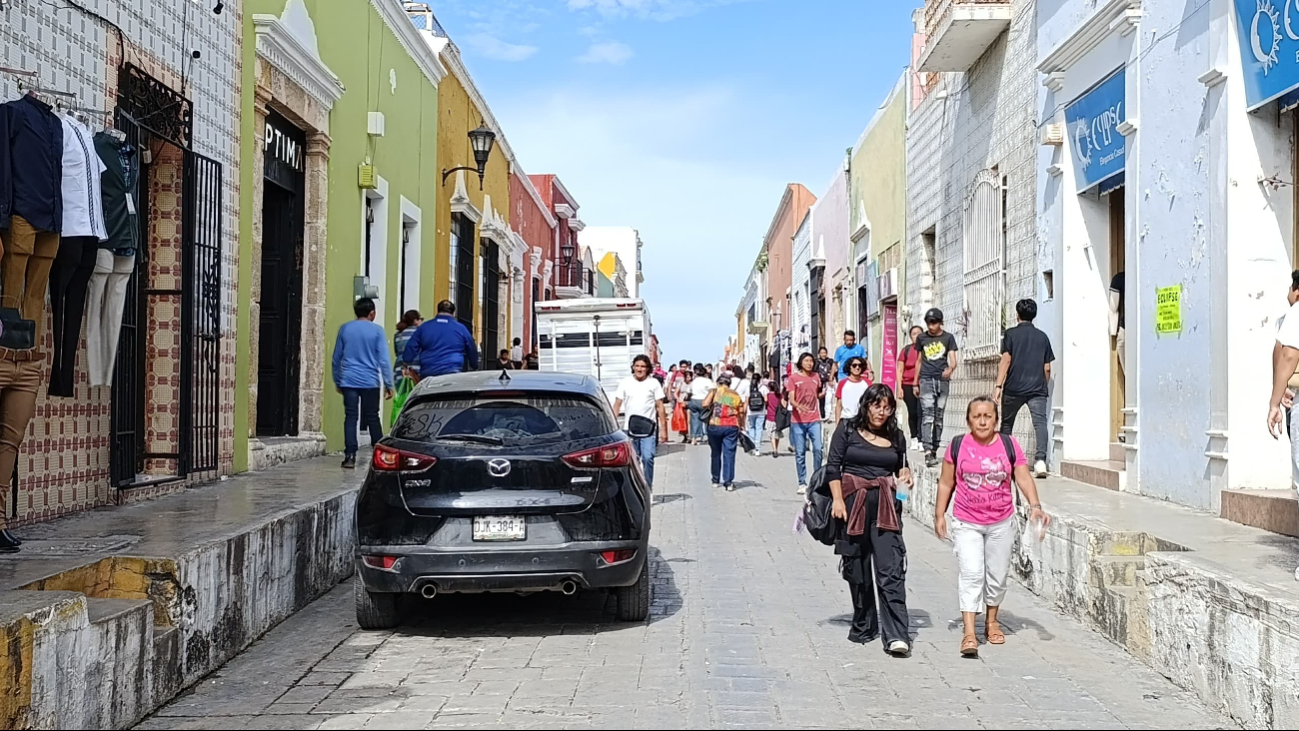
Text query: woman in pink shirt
934 396 1050 658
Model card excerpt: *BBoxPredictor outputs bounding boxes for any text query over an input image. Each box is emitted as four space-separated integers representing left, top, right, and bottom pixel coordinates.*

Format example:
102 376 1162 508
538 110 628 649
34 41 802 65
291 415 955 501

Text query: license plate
472 515 526 542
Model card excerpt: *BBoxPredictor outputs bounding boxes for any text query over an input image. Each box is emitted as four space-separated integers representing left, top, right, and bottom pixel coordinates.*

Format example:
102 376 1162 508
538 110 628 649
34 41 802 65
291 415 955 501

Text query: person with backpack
935 396 1051 658
744 371 768 455
824 383 914 656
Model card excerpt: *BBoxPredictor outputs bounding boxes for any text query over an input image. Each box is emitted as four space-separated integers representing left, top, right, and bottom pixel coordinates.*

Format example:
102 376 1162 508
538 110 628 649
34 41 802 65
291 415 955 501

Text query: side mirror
626 415 656 440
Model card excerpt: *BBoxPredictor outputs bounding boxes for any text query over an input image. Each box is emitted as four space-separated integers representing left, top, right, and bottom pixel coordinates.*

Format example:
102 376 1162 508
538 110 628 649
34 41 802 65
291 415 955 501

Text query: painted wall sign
1064 68 1127 193
1156 285 1182 335
1233 0 1299 110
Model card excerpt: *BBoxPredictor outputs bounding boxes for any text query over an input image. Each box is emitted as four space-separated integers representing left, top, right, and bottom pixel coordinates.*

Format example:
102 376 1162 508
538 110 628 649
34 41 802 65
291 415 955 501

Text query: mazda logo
487 459 512 478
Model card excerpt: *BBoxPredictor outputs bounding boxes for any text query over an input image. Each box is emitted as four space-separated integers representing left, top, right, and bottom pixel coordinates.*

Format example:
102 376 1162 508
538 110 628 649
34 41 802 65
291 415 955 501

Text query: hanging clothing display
86 250 134 387
48 237 99 396
3 94 63 234
0 359 43 493
0 216 58 342
94 131 139 257
59 116 107 240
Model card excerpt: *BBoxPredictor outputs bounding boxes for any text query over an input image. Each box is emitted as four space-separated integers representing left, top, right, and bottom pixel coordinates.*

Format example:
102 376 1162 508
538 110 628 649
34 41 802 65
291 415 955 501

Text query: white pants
1116 326 1126 374
953 515 1017 613
86 250 135 387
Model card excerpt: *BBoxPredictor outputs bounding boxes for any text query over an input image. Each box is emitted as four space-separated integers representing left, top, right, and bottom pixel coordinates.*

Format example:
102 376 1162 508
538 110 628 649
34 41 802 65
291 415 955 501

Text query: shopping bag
391 377 414 422
671 403 688 433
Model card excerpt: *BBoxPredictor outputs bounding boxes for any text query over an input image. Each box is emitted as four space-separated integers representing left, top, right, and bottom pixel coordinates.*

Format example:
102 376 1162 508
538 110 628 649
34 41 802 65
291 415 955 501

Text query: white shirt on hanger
60 115 108 240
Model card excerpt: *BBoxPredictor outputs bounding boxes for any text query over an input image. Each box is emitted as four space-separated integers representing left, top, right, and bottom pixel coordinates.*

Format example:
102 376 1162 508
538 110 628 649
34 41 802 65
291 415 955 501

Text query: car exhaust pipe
559 580 578 596
420 584 438 599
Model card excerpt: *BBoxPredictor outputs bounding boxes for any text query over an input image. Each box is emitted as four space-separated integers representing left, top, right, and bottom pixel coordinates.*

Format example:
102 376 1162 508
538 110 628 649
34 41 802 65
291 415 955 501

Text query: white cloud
577 41 634 65
566 0 740 21
463 33 539 62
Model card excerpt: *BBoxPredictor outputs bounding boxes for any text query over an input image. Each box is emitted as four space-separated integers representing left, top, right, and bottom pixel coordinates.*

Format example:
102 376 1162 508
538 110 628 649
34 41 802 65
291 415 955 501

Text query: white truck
535 298 655 400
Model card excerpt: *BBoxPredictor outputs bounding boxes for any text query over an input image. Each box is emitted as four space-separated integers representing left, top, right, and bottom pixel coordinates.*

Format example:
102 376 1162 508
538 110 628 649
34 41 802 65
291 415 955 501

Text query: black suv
353 371 652 629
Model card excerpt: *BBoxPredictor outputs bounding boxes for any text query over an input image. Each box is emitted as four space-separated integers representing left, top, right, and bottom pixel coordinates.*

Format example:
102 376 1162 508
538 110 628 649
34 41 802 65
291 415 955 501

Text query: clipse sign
1064 68 1126 193
1234 0 1299 109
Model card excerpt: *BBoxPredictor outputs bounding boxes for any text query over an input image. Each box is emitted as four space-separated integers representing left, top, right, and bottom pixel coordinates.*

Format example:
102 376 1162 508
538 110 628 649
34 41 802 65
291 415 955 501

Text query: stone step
82 597 154 730
1061 459 1125 491
1220 489 1298 538
1110 442 1126 462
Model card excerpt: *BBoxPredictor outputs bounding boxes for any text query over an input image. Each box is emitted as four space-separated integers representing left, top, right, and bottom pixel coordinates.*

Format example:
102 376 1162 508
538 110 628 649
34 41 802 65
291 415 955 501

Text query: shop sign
1064 68 1126 193
1234 0 1299 110
881 304 898 389
1156 285 1182 335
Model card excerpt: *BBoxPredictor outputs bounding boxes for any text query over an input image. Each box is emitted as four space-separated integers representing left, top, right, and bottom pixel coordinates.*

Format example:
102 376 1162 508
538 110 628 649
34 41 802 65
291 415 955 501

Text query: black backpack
748 386 766 412
801 467 836 546
949 433 1017 468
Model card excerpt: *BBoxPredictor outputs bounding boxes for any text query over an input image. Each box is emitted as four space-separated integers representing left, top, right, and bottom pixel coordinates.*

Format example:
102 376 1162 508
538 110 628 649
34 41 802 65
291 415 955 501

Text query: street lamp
442 123 497 190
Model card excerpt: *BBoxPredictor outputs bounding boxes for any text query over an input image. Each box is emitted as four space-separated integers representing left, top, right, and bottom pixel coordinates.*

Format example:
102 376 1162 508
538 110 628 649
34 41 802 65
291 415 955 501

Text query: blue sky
431 0 918 364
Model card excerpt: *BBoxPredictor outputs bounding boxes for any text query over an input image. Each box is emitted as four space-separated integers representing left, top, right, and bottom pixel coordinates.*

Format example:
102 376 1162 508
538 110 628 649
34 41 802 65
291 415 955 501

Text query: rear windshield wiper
431 434 505 445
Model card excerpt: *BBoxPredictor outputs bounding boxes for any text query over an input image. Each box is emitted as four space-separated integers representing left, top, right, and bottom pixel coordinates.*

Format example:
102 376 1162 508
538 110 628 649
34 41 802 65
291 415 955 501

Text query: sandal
960 634 979 658
986 621 1006 645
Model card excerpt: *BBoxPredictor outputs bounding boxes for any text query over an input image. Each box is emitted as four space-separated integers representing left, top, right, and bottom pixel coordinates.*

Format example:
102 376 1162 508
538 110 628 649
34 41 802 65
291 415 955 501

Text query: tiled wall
905 0 1038 448
0 0 241 522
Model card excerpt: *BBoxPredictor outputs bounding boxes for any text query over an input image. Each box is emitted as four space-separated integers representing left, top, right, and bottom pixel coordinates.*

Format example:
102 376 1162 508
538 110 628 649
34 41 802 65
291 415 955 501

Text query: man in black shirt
915 308 958 466
995 299 1054 477
816 346 836 420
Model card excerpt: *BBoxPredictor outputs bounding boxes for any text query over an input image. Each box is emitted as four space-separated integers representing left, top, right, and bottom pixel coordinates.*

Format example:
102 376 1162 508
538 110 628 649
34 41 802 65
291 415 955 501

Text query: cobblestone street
141 445 1232 730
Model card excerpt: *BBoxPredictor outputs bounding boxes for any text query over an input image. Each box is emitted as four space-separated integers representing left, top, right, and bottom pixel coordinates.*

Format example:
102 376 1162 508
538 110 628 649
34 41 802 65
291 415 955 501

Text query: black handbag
801 467 836 546
0 308 36 350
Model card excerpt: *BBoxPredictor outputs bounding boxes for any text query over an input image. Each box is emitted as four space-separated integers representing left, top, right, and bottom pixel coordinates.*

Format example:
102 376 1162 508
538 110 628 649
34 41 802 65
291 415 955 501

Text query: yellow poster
1155 285 1181 335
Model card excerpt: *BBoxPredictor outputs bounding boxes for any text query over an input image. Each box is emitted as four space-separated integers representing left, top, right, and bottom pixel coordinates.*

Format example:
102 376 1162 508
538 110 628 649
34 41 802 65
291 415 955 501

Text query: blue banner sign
1064 68 1126 193
1234 0 1299 109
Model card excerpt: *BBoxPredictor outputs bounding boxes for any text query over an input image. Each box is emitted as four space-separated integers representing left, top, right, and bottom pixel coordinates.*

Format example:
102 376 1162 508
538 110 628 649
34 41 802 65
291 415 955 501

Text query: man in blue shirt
332 298 394 469
834 330 867 380
403 300 480 377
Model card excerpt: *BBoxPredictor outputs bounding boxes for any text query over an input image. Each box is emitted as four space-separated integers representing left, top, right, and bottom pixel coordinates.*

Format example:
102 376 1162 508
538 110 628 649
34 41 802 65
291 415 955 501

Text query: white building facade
581 227 644 298
791 211 814 357
1036 0 1299 511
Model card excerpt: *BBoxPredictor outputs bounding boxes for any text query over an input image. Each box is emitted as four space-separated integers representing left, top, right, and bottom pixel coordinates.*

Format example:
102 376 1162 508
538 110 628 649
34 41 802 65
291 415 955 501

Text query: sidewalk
0 455 364 729
908 451 1299 729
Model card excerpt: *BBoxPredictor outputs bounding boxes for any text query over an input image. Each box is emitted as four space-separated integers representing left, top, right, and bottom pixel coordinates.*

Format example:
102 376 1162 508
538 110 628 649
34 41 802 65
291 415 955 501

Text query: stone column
299 132 331 434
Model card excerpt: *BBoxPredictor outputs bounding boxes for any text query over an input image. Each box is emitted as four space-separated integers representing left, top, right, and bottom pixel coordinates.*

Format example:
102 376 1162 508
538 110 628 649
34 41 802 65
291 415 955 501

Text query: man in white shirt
614 355 668 486
1268 270 1299 581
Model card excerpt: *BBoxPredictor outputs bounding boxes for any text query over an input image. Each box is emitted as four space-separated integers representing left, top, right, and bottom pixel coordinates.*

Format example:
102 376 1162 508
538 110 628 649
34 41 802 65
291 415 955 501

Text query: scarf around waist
840 474 900 534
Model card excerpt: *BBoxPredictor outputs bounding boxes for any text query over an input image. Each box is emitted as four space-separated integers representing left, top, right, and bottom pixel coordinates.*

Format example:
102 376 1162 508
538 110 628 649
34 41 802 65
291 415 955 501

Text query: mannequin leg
0 360 43 531
100 254 135 385
85 250 113 388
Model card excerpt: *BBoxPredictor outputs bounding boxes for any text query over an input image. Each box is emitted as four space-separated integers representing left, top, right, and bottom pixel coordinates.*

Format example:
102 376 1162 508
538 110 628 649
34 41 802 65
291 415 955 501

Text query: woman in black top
825 383 914 656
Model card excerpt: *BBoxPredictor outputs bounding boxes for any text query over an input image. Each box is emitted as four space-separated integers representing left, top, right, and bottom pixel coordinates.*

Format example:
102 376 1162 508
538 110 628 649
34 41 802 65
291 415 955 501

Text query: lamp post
441 123 497 190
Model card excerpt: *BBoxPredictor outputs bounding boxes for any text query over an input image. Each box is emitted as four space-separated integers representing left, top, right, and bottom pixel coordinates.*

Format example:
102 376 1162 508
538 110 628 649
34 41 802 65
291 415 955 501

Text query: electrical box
367 112 385 137
358 164 377 189
353 275 379 300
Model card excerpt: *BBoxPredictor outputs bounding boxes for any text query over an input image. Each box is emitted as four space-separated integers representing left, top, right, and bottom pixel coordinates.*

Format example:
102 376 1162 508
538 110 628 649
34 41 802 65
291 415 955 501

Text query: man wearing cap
916 308 958 466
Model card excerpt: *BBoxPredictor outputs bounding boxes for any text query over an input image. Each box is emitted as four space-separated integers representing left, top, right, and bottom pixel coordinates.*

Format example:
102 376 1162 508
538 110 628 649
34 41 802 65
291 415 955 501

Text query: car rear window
393 394 616 445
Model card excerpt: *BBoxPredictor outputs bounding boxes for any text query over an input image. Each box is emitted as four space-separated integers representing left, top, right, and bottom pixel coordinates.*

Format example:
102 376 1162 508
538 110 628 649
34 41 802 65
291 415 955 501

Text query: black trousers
48 237 100 397
837 488 910 647
902 384 921 440
1001 391 1050 463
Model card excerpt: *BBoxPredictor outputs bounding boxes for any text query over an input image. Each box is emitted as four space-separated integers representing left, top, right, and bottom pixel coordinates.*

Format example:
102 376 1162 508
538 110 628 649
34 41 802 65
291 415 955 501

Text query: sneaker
888 640 911 657
1294 565 1299 582
341 455 357 469
1034 460 1048 478
797 484 807 495
924 451 938 468
725 483 735 492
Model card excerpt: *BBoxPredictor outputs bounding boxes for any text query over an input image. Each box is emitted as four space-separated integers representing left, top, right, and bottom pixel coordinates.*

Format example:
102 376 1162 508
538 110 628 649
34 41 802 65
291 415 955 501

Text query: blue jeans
633 435 658 486
746 413 766 453
341 387 383 458
688 400 706 440
789 420 823 485
707 425 739 485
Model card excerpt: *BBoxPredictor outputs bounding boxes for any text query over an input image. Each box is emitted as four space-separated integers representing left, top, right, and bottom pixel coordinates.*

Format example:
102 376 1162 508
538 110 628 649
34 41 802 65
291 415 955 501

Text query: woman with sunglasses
833 356 874 426
825 383 914 656
935 396 1051 658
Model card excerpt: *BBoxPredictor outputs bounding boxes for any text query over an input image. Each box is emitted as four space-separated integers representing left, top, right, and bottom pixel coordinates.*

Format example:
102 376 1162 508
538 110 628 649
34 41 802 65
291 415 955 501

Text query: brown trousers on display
0 359 42 525
0 216 59 340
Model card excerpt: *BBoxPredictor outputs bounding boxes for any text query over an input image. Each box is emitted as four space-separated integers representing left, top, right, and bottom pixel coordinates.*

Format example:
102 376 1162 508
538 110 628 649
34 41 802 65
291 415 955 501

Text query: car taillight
372 445 437 472
599 549 636 565
562 442 631 468
362 555 398 570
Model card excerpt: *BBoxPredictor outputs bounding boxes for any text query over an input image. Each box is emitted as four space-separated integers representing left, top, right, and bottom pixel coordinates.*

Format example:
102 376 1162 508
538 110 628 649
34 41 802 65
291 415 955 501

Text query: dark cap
924 307 944 323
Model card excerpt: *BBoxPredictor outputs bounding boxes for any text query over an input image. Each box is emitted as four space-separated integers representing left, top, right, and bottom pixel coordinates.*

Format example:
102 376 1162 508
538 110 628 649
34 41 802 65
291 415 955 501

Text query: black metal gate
480 240 500 368
181 150 223 475
453 215 475 332
110 111 146 487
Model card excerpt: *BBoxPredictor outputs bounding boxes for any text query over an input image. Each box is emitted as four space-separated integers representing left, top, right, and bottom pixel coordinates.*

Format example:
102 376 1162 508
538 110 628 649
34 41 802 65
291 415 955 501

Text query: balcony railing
556 261 593 296
918 0 1011 73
